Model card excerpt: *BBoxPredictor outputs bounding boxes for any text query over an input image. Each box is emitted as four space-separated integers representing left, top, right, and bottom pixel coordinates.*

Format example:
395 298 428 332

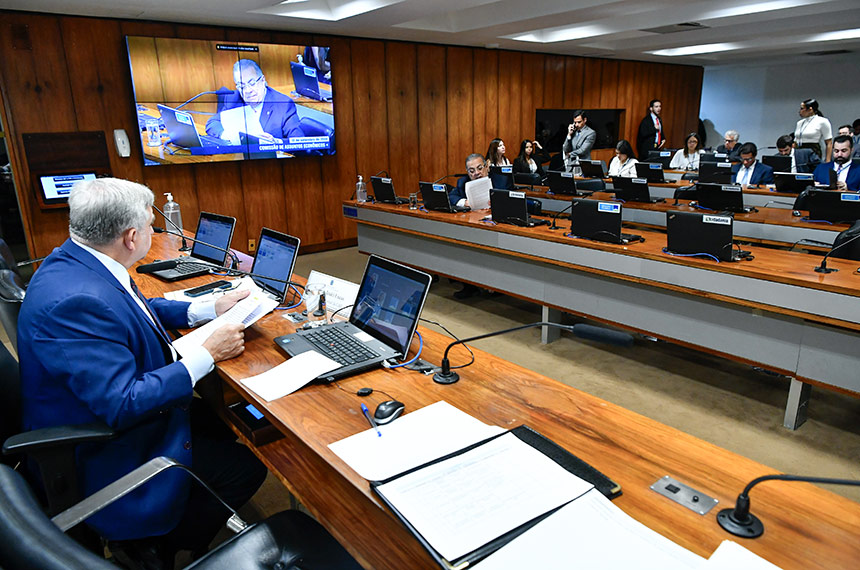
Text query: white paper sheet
465 176 492 210
375 432 593 562
478 488 705 570
173 289 279 356
705 540 783 569
240 351 340 402
328 401 505 481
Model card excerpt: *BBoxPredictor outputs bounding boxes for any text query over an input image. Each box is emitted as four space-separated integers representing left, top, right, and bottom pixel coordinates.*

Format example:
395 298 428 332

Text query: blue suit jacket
450 176 469 207
813 162 860 191
793 148 821 173
206 86 305 141
731 161 774 185
18 240 194 540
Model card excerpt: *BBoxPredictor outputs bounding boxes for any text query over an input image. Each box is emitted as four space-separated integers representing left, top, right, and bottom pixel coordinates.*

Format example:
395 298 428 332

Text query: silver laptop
250 228 301 303
152 211 236 281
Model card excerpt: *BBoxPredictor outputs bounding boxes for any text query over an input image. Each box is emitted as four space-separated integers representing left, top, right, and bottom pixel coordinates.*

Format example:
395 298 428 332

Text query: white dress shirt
608 156 639 178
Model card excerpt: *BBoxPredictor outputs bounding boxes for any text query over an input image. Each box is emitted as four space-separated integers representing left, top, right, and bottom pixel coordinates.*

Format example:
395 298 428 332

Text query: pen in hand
360 403 382 437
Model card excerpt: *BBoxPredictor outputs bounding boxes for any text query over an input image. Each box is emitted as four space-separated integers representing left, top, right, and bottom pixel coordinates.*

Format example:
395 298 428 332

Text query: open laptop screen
251 228 300 301
349 256 431 358
190 212 236 266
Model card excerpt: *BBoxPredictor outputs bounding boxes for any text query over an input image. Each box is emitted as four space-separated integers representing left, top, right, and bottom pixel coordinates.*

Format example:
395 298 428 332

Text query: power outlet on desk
651 475 718 515
248 239 256 253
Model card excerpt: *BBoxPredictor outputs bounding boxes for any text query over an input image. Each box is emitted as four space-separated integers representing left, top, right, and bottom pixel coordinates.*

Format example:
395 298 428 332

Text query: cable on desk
278 284 305 310
420 317 476 371
661 247 720 263
480 218 497 225
382 331 423 369
329 304 354 321
802 217 833 224
691 203 715 211
789 238 834 251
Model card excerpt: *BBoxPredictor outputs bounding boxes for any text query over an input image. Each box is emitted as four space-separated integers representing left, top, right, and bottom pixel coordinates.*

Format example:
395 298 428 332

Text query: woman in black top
512 139 550 176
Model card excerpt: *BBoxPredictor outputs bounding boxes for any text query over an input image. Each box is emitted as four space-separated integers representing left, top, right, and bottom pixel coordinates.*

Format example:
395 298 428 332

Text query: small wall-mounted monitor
38 173 97 206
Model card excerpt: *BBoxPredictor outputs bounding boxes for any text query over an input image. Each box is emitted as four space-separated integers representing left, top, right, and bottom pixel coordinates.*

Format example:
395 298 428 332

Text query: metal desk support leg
784 378 811 430
541 306 562 344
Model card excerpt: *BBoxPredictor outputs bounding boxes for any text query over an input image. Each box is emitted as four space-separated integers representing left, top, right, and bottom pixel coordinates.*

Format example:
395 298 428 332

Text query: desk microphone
136 259 182 274
153 203 191 252
373 170 389 177
175 88 234 110
717 473 860 538
433 174 463 184
549 202 573 230
433 321 633 384
813 220 860 273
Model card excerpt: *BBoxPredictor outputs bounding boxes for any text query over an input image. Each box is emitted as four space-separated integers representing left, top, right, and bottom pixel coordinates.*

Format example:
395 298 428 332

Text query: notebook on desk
371 176 409 204
634 162 666 184
151 211 237 281
490 189 548 227
666 210 749 262
274 255 431 382
611 177 663 203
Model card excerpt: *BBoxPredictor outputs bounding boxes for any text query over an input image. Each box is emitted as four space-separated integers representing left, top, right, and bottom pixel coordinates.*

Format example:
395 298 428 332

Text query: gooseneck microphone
814 220 860 274
433 174 464 184
549 202 573 230
153 204 191 252
433 321 633 384
717 474 860 538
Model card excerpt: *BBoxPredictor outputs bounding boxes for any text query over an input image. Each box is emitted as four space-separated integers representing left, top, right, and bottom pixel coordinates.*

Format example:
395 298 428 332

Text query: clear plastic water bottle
163 192 183 231
355 175 367 203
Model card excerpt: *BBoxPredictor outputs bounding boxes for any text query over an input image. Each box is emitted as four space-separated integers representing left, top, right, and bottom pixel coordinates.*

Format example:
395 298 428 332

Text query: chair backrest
830 220 860 261
0 343 20 468
0 464 115 570
0 269 24 354
0 239 17 276
548 153 564 171
793 188 811 211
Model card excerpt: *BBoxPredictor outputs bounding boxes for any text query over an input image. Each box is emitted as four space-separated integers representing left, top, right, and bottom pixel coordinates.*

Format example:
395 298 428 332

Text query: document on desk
477 488 705 569
374 432 593 563
328 401 505 481
465 176 492 210
705 540 783 569
173 290 279 356
241 351 340 402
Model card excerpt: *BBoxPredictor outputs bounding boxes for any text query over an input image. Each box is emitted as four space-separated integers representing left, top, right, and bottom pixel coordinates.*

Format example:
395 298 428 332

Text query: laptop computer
762 155 791 173
698 161 733 184
290 61 332 102
647 150 674 169
611 177 663 203
240 132 278 160
546 170 591 196
696 183 749 213
700 152 729 164
634 162 666 184
250 228 300 303
490 189 548 227
666 210 749 262
570 199 642 244
804 190 860 223
489 165 515 190
419 181 470 212
371 176 409 204
152 211 237 281
578 159 607 179
773 172 814 194
158 104 225 149
274 255 432 382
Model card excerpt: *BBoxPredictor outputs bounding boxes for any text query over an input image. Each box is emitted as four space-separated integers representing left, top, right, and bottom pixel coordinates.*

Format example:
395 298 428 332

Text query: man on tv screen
206 59 305 145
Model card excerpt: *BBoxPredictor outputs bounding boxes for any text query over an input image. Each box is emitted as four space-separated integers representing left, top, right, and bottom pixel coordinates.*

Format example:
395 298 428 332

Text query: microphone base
433 370 460 384
179 245 192 252
716 508 764 538
814 266 837 273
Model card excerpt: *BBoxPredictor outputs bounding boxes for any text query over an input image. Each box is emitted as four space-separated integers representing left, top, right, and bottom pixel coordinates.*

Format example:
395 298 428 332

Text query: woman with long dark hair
794 98 833 161
607 139 638 178
485 138 511 167
512 139 549 176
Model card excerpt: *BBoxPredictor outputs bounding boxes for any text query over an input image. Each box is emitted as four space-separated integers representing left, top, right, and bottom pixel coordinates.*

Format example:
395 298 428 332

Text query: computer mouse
792 210 801 216
374 400 405 425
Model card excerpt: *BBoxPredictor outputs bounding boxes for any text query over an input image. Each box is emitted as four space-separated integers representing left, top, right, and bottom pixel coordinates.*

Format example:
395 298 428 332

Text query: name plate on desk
342 205 358 218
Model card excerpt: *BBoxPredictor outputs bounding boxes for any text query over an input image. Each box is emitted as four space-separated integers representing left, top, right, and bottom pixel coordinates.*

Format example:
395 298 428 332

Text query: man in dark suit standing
18 177 267 566
776 135 820 173
731 143 775 185
636 99 665 160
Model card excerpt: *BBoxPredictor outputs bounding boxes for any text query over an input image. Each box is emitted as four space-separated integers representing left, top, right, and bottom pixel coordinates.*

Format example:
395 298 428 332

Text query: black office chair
793 188 814 211
0 269 25 354
0 459 362 570
575 178 606 192
830 220 860 261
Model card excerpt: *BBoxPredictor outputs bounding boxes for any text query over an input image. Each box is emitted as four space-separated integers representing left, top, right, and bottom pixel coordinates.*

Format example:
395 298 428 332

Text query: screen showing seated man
126 37 335 166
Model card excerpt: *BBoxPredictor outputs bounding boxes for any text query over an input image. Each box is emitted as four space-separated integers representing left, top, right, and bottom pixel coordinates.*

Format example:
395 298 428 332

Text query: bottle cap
164 192 174 201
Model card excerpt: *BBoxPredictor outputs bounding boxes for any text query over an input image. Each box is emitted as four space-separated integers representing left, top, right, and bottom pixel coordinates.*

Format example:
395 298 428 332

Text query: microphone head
136 259 179 274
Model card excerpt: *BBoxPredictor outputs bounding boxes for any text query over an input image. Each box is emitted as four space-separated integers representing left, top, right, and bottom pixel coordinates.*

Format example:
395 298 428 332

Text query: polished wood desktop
138 232 860 569
346 201 860 429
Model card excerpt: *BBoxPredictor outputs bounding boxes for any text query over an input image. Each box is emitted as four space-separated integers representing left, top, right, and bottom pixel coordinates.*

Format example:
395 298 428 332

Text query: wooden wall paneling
144 166 200 232
542 55 566 109
280 157 327 247
581 58 603 108
497 51 522 160
472 49 498 157
193 162 247 248
315 36 358 243
350 39 389 181
519 52 545 146
617 60 637 142
239 159 288 248
126 37 164 103
598 59 619 108
445 47 474 175
562 56 584 107
416 44 447 181
384 42 419 191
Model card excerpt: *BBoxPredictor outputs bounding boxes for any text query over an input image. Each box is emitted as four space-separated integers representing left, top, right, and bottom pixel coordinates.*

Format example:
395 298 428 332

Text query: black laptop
274 255 432 382
546 170 591 196
490 189 548 227
647 150 674 169
666 210 749 262
700 152 729 164
289 61 332 102
570 198 642 244
762 155 791 173
419 181 469 212
773 172 814 194
371 176 409 204
804 190 860 223
151 211 237 281
158 104 225 149
634 162 666 183
611 177 662 203
698 161 734 184
578 159 607 179
250 228 300 303
696 183 749 213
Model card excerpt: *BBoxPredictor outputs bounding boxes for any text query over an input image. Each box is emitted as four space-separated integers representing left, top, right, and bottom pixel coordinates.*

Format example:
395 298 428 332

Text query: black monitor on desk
696 183 746 213
773 172 814 194
700 152 729 164
578 159 607 179
804 189 860 223
489 165 515 190
546 170 579 195
762 154 791 173
699 161 733 184
611 177 658 203
647 150 674 169
634 162 666 183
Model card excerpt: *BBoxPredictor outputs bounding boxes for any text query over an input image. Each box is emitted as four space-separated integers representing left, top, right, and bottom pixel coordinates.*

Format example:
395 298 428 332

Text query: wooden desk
345 201 860 429
139 232 860 569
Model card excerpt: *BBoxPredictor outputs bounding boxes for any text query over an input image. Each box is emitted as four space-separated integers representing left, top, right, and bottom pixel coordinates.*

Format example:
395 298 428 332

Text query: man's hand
202 323 245 362
215 289 250 317
568 124 575 136
658 140 666 149
837 180 848 190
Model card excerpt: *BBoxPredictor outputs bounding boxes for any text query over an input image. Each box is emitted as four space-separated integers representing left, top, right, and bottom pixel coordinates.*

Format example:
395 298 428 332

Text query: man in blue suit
776 135 820 173
812 135 860 191
731 142 774 185
450 152 488 209
18 178 266 565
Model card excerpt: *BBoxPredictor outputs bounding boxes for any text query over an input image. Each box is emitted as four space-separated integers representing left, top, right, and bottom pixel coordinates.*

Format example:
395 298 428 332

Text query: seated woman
670 133 703 170
607 139 638 178
512 139 550 177
486 138 512 167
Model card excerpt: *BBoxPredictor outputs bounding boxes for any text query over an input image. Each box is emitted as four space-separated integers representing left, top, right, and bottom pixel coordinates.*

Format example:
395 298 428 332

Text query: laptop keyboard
302 326 379 366
173 262 214 275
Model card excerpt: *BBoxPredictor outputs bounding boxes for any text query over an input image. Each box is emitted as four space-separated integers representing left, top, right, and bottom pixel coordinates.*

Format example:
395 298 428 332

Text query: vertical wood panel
446 47 473 175
520 53 544 145
472 49 498 156
417 44 446 181
581 59 603 108
194 163 247 248
497 51 522 161
240 160 287 246
563 57 584 107
351 39 388 180
543 55 566 109
281 157 327 247
385 42 419 192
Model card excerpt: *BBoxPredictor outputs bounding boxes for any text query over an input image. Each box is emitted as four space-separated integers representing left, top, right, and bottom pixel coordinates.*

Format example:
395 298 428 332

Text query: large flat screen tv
126 37 335 166
535 109 622 154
